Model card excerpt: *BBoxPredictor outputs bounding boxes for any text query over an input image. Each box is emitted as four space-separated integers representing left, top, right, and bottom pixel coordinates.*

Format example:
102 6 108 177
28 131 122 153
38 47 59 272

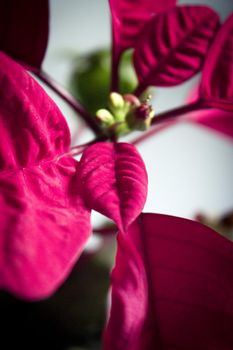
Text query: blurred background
1 1 233 349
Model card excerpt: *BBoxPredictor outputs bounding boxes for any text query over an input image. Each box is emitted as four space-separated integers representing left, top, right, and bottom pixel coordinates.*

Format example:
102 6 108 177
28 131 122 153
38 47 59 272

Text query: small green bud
108 92 128 122
96 93 154 136
109 92 125 110
96 108 114 126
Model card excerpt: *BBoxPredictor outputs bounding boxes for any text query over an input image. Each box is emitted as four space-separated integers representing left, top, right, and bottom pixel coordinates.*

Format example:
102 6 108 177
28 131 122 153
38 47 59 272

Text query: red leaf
0 53 91 300
185 85 233 139
201 13 233 111
79 142 147 232
133 6 220 95
0 0 49 68
104 213 233 350
109 0 176 59
189 108 233 140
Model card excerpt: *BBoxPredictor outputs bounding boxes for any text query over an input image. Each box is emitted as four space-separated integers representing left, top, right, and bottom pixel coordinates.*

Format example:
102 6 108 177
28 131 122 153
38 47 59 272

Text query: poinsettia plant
0 0 233 349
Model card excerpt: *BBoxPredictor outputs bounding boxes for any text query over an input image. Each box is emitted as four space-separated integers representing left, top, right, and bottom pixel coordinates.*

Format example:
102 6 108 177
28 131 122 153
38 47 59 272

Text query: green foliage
70 49 138 114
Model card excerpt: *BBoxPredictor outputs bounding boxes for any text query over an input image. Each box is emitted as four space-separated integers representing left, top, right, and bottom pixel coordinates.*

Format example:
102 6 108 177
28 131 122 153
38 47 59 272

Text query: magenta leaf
79 142 147 232
104 213 233 350
133 6 220 95
109 0 176 90
0 53 91 300
0 0 49 68
185 85 233 139
200 13 233 111
109 0 176 56
188 108 233 140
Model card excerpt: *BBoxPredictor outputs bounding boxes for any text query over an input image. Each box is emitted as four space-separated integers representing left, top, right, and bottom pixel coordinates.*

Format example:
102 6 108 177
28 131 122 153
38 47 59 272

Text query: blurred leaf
70 48 138 114
201 12 233 111
196 211 233 241
109 0 176 58
0 52 91 301
185 85 233 140
104 213 233 349
0 0 49 68
0 239 115 349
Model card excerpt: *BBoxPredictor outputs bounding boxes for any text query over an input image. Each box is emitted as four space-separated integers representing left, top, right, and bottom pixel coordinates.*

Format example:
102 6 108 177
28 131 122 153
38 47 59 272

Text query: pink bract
104 213 233 350
79 142 148 232
188 108 233 140
0 0 49 68
109 0 176 57
186 85 233 139
201 12 233 112
133 5 220 95
0 53 91 300
109 0 176 91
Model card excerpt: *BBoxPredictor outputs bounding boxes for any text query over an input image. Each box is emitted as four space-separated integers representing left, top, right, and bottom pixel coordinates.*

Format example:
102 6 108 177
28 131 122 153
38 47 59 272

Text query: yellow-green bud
96 109 114 126
109 92 125 110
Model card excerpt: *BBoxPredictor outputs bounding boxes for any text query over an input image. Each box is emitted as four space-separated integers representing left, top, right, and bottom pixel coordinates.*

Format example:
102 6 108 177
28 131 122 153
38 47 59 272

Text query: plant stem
151 100 203 125
35 70 101 134
134 81 148 97
65 135 108 157
131 122 174 146
111 46 121 92
71 121 86 146
132 100 205 145
93 224 117 235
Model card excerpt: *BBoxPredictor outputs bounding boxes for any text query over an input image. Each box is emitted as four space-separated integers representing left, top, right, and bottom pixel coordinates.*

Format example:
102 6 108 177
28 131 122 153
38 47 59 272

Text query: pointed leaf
201 13 233 111
79 142 147 232
109 0 176 59
104 213 233 350
0 0 49 68
133 6 220 94
0 53 91 300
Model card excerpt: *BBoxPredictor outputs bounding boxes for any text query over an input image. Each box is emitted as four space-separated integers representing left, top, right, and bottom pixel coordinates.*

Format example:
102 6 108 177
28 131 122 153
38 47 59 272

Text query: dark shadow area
0 253 110 350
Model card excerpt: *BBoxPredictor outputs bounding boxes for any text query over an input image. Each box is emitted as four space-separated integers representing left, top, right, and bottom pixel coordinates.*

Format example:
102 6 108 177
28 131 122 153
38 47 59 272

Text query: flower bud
96 108 114 126
126 96 154 131
108 92 128 122
109 92 125 110
123 94 140 107
135 104 153 120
